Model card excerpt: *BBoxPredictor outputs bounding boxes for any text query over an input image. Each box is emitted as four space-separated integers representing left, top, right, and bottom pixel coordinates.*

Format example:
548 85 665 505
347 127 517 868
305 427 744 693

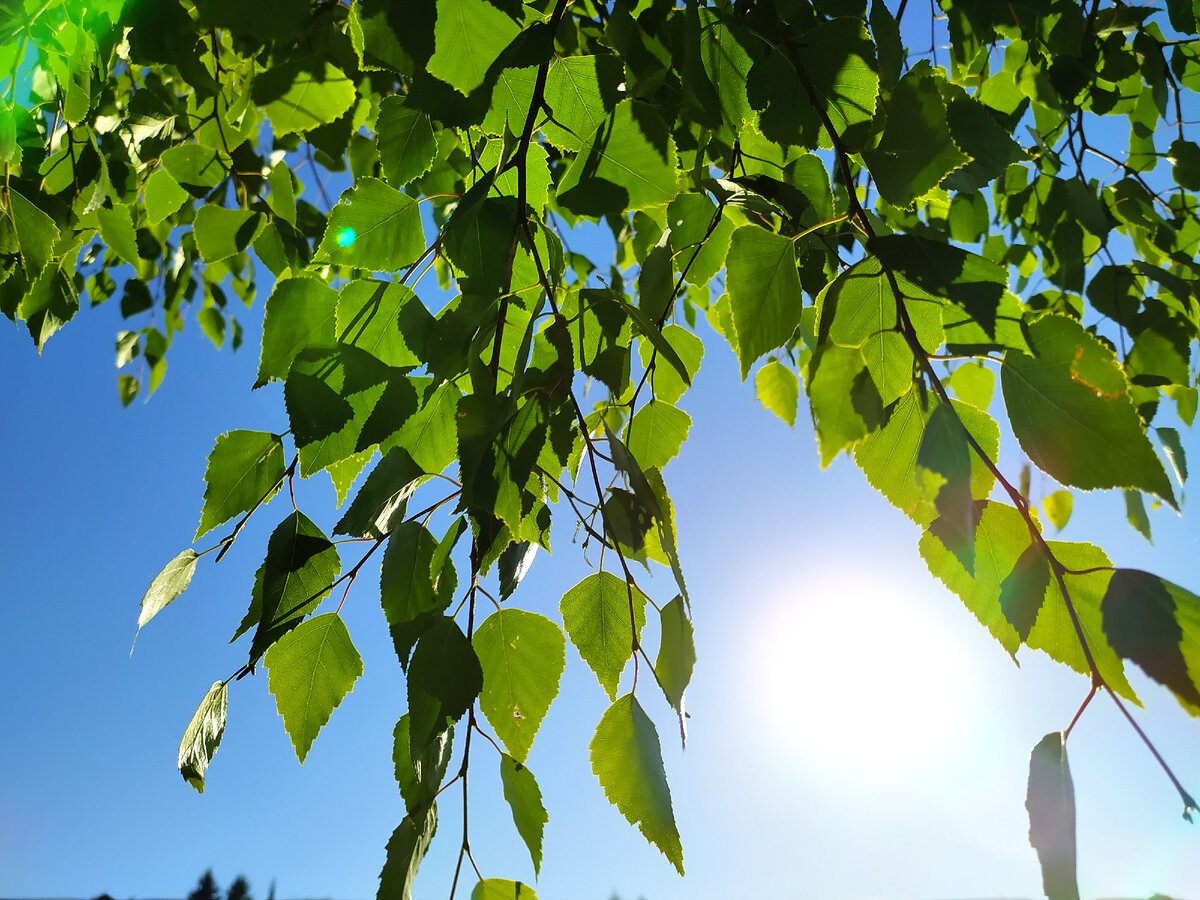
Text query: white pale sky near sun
3 6 1200 899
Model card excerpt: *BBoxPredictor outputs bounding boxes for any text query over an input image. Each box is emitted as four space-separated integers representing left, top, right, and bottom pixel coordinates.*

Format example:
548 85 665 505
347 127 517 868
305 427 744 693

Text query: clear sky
2 268 1198 900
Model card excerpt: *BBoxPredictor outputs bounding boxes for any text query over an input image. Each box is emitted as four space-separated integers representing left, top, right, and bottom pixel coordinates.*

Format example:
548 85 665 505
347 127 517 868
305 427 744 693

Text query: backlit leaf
135 548 199 637
178 681 227 793
195 430 286 540
590 694 684 874
256 275 339 386
1043 490 1073 531
265 613 363 763
1002 315 1176 507
1026 732 1079 900
427 0 521 95
376 97 438 188
561 572 646 700
378 802 438 900
756 360 800 426
254 60 357 136
471 879 537 900
473 609 565 762
313 178 425 272
407 616 483 761
726 225 802 378
499 755 547 876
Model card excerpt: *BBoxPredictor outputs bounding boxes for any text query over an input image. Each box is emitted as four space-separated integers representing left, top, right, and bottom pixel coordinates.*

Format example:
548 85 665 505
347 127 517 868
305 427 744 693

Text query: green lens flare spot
336 227 357 247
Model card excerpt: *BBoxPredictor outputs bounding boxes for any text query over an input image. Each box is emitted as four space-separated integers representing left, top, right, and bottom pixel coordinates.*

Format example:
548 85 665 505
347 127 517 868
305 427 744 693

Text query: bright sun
744 564 981 782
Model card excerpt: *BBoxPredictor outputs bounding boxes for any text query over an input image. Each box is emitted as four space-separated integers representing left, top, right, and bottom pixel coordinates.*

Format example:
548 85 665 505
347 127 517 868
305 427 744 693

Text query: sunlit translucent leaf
1026 732 1079 900
8 187 58 277
194 205 265 263
195 430 286 540
393 714 453 813
144 169 190 225
337 447 425 539
1102 570 1200 715
808 344 883 465
378 802 437 900
254 60 357 136
654 597 694 718
804 17 880 150
1123 490 1152 543
541 55 623 151
1002 315 1176 507
427 0 521 95
498 541 537 600
96 205 141 272
499 755 547 876
249 511 341 662
1156 426 1188 485
639 324 704 407
998 545 1051 643
407 617 482 760
376 97 438 187
560 572 646 700
178 681 227 793
473 609 565 762
556 100 680 216
946 361 995 409
471 879 537 900
624 401 690 470
381 521 454 669
160 143 225 189
590 694 684 874
1043 490 1073 531
1027 540 1138 702
313 178 425 272
916 401 975 571
817 256 943 405
864 61 970 207
265 613 362 763
756 360 799 426
726 225 802 378
135 549 199 638
256 275 339 386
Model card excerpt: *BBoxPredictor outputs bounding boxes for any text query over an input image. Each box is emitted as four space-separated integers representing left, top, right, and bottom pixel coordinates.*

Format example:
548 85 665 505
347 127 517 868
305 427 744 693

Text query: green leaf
378 802 438 900
473 609 565 762
916 401 977 571
1169 138 1200 191
134 548 199 638
807 344 883 466
946 361 995 410
337 448 426 539
863 61 970 207
284 346 390 477
1043 490 1073 531
96 205 142 272
195 430 286 540
1001 315 1176 507
589 694 684 875
407 616 483 761
178 681 228 794
313 178 425 272
160 143 226 189
254 60 357 136
817 256 944 406
427 0 521 95
256 275 339 386
998 545 1051 643
376 97 438 187
265 613 363 763
143 169 190 225
8 188 60 277
393 714 453 813
541 55 623 152
498 541 537 600
471 879 538 900
499 755 548 876
726 225 802 378
624 401 690 470
19 260 80 352
556 100 680 216
560 571 646 700
337 280 421 368
388 380 462 474
249 512 341 663
1123 490 1152 542
381 521 453 669
194 205 265 263
1102 570 1200 715
756 360 799 426
1026 541 1138 702
1026 732 1079 900
654 597 694 718
638 324 703 406
1156 426 1188 486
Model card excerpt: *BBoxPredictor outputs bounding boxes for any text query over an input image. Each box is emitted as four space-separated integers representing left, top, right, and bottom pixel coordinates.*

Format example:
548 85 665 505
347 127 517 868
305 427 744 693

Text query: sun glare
744 564 980 782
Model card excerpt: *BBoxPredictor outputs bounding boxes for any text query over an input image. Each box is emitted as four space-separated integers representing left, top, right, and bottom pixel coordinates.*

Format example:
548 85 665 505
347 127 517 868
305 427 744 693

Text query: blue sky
2 271 1198 899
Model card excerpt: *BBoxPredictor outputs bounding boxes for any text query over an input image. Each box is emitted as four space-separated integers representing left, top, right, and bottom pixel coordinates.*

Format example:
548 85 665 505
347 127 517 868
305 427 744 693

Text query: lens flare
336 227 357 247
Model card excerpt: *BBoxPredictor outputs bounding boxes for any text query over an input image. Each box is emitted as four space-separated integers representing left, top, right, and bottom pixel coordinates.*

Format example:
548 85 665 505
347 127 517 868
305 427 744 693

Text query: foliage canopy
3 0 1200 896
